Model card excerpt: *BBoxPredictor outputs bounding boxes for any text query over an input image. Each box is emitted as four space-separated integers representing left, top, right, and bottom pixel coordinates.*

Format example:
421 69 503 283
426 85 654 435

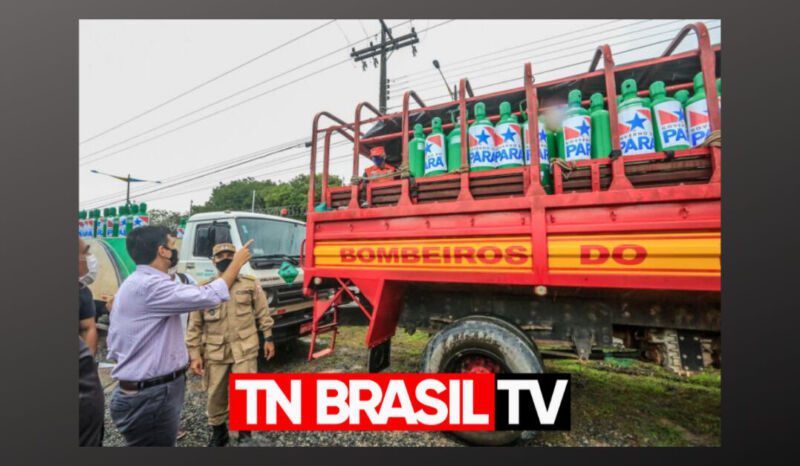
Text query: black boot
208 423 229 447
237 431 252 444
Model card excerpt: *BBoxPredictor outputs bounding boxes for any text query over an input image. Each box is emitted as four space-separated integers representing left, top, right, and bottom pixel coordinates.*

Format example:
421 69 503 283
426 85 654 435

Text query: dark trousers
109 374 186 446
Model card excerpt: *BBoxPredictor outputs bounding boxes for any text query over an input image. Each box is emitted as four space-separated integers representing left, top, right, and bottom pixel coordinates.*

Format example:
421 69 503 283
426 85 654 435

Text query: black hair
126 225 172 265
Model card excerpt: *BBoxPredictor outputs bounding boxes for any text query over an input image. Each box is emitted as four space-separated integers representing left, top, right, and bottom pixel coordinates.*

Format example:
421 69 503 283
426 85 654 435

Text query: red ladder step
307 295 339 360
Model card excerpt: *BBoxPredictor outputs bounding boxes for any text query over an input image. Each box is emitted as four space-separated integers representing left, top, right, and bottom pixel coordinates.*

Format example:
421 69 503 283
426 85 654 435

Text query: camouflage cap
212 242 236 256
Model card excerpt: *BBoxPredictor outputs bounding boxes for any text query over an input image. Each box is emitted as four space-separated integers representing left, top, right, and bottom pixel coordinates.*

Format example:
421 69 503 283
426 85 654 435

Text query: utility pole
351 20 419 113
90 169 161 206
251 190 256 212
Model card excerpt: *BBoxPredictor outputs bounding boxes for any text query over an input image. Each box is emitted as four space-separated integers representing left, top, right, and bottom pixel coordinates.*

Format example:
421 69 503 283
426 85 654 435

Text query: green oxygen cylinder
494 101 523 168
685 72 712 147
177 217 187 238
88 209 97 238
408 124 426 178
136 202 150 228
118 205 129 237
97 208 106 237
78 210 86 237
617 78 655 156
520 107 554 193
674 89 691 107
423 117 447 176
446 109 466 173
589 93 612 158
557 89 592 161
107 207 118 237
129 204 139 230
650 81 690 151
467 102 496 171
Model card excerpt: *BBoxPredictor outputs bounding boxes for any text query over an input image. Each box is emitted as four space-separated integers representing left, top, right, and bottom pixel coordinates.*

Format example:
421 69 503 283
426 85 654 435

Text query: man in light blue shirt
107 225 254 446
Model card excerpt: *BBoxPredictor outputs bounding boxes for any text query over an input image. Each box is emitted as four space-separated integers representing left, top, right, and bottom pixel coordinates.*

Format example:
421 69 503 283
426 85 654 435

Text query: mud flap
677 331 705 372
368 339 391 373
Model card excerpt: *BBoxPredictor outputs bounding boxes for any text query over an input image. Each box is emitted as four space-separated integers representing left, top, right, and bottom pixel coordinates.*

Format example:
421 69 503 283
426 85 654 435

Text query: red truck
301 23 720 444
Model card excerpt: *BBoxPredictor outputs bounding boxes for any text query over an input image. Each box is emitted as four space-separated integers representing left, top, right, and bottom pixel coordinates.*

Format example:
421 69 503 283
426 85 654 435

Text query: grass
539 359 721 446
263 325 720 447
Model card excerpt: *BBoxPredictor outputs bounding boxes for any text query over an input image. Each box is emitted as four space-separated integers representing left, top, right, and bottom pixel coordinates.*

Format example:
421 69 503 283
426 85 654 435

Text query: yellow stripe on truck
314 236 532 273
547 231 720 276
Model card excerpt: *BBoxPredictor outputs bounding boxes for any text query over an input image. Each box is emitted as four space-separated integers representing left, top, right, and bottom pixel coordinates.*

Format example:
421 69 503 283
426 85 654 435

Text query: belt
118 366 187 391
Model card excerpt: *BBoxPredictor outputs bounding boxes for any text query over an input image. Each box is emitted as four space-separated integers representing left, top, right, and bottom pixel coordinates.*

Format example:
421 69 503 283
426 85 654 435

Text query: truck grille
272 282 306 306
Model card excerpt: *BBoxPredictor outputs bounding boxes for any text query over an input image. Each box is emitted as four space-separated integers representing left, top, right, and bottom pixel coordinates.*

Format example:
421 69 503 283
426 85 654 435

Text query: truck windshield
236 217 306 258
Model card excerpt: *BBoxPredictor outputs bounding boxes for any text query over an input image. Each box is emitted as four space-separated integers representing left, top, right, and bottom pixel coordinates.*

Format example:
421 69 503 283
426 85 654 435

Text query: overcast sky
79 19 720 213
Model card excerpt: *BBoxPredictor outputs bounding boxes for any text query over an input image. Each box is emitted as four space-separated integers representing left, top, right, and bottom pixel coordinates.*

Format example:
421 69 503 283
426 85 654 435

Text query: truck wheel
420 316 544 446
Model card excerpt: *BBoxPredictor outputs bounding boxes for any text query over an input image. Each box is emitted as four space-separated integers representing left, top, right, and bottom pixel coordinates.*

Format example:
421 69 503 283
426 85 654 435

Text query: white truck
177 211 315 342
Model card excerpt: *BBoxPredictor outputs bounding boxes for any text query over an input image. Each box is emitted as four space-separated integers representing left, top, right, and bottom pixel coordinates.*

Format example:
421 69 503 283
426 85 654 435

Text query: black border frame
3 0 800 464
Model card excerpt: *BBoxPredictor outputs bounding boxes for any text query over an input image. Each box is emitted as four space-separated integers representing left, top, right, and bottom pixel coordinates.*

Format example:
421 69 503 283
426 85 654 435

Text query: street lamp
432 59 456 101
89 169 162 206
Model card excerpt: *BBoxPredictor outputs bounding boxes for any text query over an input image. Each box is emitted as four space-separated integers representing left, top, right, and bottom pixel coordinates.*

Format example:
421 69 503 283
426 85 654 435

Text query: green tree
195 178 275 213
195 174 342 221
148 209 184 232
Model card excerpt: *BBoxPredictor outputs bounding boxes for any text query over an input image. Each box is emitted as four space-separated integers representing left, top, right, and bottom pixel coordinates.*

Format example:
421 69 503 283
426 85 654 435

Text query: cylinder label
468 124 497 169
493 122 522 166
561 115 592 161
424 133 447 175
653 100 689 149
618 107 655 155
686 99 711 147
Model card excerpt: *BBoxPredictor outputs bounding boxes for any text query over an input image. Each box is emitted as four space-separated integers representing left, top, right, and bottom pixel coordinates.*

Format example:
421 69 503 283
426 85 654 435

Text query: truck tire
420 316 544 446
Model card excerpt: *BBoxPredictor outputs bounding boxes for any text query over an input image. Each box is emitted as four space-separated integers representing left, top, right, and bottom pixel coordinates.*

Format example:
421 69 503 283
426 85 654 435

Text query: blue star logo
476 129 490 145
627 113 647 130
539 128 547 141
425 143 432 153
577 120 591 136
502 128 517 142
676 108 686 122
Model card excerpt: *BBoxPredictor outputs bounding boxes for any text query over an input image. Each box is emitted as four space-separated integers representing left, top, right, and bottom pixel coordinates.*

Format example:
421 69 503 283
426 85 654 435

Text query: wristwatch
264 335 274 343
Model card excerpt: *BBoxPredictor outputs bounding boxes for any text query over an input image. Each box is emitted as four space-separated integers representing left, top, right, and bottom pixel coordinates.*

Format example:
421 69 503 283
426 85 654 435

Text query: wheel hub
460 355 502 374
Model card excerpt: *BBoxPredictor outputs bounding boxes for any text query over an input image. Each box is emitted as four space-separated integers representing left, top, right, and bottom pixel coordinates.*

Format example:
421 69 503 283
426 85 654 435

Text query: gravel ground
95 325 720 447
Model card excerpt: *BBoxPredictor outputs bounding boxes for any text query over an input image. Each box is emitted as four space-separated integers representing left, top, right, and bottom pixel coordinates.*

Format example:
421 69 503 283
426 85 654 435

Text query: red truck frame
301 23 721 373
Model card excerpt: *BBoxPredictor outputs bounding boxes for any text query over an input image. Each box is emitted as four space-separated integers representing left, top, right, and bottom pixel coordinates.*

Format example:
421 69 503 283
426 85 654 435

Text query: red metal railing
312 22 721 207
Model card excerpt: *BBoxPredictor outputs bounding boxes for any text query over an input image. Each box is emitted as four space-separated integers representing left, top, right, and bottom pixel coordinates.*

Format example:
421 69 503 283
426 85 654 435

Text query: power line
83 137 353 208
79 57 351 166
83 142 306 208
392 19 682 93
334 19 353 45
138 150 355 204
390 19 626 83
81 139 306 207
395 20 699 97
133 142 353 204
80 20 335 146
80 20 417 166
391 25 721 108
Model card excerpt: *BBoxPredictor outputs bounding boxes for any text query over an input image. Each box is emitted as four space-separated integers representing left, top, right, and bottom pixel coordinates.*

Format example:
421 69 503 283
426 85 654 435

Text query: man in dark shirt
79 238 104 446
79 243 98 354
79 285 98 355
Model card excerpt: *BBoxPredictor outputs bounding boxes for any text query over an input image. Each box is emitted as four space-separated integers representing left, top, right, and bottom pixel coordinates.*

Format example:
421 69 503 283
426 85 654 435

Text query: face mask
167 248 179 268
80 255 98 286
371 156 385 166
215 258 232 273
